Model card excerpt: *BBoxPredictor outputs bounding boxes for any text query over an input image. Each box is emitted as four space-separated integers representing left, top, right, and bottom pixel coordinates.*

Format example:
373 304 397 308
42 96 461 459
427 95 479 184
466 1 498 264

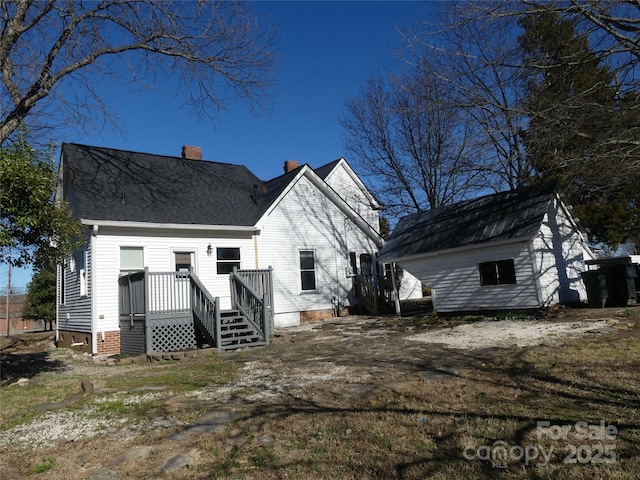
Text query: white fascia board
81 219 259 233
327 158 381 209
554 192 590 244
382 236 533 264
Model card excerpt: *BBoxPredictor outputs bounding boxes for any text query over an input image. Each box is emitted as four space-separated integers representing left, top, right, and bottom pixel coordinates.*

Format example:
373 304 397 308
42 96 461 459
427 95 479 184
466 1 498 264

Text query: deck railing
120 268 272 353
354 274 397 315
355 275 378 315
188 273 221 351
230 267 272 344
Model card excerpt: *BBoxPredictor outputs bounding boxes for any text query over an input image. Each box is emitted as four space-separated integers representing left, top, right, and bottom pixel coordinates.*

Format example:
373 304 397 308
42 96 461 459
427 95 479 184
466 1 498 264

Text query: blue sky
3 0 436 290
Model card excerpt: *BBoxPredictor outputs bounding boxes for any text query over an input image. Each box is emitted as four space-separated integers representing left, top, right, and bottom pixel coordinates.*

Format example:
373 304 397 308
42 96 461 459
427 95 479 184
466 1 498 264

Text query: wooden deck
119 268 273 354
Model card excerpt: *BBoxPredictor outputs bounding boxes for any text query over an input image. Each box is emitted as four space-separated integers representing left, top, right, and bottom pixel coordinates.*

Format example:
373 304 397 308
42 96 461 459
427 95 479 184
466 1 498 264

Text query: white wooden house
378 183 594 313
56 143 421 355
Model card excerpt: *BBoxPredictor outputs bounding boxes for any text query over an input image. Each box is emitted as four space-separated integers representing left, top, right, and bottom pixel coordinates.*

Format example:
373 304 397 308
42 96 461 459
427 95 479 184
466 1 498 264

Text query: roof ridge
63 142 247 169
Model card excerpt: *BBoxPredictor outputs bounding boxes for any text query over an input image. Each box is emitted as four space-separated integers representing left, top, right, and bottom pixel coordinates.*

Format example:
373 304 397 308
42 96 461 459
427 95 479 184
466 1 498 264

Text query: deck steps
219 309 266 351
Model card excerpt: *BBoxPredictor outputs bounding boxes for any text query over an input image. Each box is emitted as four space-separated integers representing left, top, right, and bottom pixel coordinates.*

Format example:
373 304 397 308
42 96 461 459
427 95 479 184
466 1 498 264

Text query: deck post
262 293 269 345
391 262 401 316
215 296 222 353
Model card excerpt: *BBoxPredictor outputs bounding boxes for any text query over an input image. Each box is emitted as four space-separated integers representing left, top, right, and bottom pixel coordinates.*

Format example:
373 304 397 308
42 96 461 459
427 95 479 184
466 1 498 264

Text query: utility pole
5 258 11 337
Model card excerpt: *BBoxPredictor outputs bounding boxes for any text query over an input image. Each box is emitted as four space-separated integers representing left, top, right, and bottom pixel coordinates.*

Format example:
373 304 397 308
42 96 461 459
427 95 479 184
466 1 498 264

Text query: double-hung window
217 248 241 274
300 250 316 291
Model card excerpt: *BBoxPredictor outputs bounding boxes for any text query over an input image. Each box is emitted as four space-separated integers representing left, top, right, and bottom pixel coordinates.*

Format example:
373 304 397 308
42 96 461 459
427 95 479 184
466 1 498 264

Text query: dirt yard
1 305 639 479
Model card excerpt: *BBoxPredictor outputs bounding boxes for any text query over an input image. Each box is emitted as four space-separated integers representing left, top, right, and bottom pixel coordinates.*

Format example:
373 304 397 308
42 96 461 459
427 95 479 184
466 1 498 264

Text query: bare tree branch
0 0 278 144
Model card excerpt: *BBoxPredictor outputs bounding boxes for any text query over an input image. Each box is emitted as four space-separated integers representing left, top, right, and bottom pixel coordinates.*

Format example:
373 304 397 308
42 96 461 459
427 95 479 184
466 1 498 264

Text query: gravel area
410 318 613 349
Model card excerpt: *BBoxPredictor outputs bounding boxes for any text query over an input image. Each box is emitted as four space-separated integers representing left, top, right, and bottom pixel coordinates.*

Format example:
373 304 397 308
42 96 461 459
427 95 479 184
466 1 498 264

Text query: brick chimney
284 160 299 173
182 145 202 160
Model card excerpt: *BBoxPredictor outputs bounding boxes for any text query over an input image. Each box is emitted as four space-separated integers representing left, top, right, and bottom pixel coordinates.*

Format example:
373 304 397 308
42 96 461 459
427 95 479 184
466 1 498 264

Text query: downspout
91 225 98 355
253 233 259 269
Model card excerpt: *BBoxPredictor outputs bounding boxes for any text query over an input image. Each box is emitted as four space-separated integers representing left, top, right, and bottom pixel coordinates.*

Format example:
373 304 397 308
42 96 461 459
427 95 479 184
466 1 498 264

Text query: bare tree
0 0 278 144
402 1 531 191
341 64 480 219
401 1 639 245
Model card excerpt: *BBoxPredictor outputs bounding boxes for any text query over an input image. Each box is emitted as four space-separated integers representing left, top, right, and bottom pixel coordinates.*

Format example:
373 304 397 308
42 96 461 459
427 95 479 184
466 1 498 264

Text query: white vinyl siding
531 198 588 305
216 247 241 274
57 242 92 333
323 162 379 232
256 176 379 327
396 198 589 312
92 228 255 333
398 241 538 313
299 250 317 291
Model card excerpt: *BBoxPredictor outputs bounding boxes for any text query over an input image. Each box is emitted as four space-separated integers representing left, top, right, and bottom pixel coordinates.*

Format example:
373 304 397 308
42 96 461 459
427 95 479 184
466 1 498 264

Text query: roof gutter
81 219 260 233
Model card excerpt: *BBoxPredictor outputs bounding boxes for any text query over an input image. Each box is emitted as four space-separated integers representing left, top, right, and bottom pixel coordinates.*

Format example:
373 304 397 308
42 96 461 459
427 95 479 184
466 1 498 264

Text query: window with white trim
78 249 88 297
300 250 317 291
217 248 240 274
479 259 517 286
174 251 195 273
120 247 144 275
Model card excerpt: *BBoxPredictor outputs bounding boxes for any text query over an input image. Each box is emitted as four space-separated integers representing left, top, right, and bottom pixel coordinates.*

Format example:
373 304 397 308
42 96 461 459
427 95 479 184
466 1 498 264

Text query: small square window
120 247 144 275
479 259 517 286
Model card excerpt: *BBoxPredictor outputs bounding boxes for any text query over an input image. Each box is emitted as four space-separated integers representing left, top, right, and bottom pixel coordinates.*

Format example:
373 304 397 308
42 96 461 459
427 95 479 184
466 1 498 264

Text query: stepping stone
317 383 375 399
255 433 275 445
34 402 66 411
167 432 189 442
184 423 227 434
587 326 618 334
197 409 242 425
162 448 200 472
227 432 249 446
183 409 241 434
420 371 448 381
438 366 465 375
420 366 465 381
108 446 154 466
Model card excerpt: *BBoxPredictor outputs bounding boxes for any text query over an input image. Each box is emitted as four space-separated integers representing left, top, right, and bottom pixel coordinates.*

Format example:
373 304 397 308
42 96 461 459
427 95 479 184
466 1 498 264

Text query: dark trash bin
583 256 639 307
581 270 609 308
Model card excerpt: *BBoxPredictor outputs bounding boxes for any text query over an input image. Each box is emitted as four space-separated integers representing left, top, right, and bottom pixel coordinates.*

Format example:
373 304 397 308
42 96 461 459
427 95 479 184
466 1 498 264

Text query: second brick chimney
182 145 202 160
284 160 299 173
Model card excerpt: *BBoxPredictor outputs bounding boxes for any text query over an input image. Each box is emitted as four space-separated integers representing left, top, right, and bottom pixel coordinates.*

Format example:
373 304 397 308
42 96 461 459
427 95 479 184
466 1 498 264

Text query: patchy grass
1 307 639 479
28 456 55 475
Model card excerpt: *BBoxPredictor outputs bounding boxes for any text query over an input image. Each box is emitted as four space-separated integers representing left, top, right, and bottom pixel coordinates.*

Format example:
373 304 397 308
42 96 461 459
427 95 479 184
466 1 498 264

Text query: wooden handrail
230 269 268 343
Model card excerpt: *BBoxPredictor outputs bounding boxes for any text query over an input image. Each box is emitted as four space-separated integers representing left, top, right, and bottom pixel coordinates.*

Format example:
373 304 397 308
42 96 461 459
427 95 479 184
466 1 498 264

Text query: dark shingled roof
62 143 270 226
61 144 364 228
377 182 559 262
313 159 340 180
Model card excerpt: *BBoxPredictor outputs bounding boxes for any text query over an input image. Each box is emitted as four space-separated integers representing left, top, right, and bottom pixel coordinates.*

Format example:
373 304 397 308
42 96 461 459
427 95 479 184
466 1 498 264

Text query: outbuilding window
479 259 516 286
